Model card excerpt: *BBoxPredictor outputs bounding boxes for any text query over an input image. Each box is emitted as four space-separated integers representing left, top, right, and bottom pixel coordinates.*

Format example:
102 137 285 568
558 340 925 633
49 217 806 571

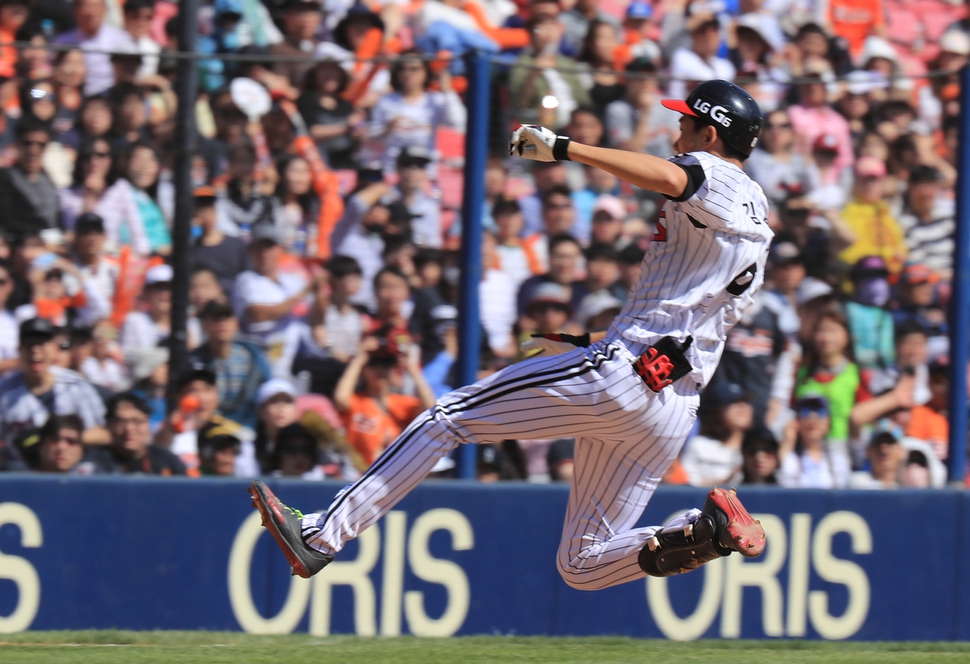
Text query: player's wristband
533 332 590 347
552 136 572 161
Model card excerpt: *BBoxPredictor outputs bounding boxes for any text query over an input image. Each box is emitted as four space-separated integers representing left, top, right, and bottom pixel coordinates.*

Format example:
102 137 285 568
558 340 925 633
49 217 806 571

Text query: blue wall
0 476 966 640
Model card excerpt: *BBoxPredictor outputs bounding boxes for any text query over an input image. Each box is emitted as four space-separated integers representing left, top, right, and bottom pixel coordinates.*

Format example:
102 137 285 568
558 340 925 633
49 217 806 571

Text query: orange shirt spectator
906 404 948 461
828 0 885 56
343 392 424 466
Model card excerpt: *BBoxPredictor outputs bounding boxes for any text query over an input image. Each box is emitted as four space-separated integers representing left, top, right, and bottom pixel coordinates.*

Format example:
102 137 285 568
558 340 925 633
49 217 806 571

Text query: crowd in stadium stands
0 0 964 490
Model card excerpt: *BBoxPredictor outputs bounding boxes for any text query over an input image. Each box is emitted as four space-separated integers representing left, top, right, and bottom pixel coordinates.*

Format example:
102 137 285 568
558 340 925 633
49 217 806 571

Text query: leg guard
638 487 765 577
637 512 732 578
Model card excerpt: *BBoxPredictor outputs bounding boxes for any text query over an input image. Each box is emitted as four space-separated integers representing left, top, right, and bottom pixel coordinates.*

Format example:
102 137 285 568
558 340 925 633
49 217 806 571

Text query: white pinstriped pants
303 339 701 590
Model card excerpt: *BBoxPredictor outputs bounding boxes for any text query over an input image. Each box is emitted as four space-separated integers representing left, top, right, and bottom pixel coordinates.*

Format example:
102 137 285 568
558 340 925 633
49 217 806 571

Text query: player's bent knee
556 557 610 591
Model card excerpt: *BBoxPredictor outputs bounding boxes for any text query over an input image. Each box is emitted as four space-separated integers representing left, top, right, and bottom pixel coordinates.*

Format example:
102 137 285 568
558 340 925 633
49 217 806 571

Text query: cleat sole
249 484 312 578
708 487 766 558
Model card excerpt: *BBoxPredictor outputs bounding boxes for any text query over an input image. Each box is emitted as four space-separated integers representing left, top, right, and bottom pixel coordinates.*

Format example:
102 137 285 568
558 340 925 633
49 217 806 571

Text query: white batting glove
509 125 571 162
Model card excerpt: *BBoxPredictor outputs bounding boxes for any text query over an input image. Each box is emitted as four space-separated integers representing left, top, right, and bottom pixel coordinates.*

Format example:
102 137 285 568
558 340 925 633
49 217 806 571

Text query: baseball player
250 80 771 587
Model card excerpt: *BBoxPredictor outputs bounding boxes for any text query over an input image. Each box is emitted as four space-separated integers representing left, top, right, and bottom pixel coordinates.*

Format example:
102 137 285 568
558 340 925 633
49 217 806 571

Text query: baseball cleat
248 481 332 578
704 487 766 558
637 487 766 577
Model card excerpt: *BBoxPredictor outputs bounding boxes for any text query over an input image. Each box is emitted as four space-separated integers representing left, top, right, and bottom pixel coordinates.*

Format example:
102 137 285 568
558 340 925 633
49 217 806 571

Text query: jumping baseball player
250 80 771 587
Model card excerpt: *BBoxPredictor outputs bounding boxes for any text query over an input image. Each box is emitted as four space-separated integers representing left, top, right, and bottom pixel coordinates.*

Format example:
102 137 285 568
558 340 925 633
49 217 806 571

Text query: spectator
252 378 299 473
271 155 319 253
849 430 902 489
122 0 160 78
196 421 241 477
298 254 365 364
59 137 152 255
0 317 109 448
268 0 323 88
787 65 854 175
80 319 126 391
0 258 20 375
190 300 271 430
366 50 466 173
522 282 573 338
891 264 947 358
667 13 735 101
162 366 258 477
826 0 886 58
517 233 583 319
232 223 310 377
898 165 955 281
588 195 625 248
34 414 106 474
297 59 363 170
394 146 441 248
845 256 895 372
711 289 787 427
271 421 361 480
330 179 396 310
270 422 322 479
681 381 752 487
0 119 59 241
837 156 907 275
50 49 87 146
744 108 814 213
492 198 540 290
53 0 136 96
572 243 623 304
574 289 622 332
479 231 516 356
190 186 250 296
794 305 862 442
509 12 590 128
119 142 171 254
215 142 274 238
605 57 677 157
68 212 119 312
562 0 619 56
127 346 168 431
333 327 436 466
103 391 185 475
120 263 172 356
777 394 851 488
575 20 623 112
741 427 780 485
617 242 644 294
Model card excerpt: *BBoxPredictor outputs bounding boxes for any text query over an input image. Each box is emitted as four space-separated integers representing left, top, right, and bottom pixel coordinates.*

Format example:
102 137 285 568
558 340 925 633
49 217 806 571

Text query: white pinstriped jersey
607 151 774 387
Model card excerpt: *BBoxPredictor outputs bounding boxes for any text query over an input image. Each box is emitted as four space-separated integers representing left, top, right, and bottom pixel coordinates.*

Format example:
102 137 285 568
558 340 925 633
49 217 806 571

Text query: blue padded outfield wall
0 476 967 640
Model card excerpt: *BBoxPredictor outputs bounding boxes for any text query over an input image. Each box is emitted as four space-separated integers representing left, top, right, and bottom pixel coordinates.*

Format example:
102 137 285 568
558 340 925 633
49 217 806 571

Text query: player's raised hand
509 125 570 162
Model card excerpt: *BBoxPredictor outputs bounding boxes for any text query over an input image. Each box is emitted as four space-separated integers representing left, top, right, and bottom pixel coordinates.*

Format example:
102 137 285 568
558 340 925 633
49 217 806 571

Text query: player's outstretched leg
637 487 765 578
249 480 333 578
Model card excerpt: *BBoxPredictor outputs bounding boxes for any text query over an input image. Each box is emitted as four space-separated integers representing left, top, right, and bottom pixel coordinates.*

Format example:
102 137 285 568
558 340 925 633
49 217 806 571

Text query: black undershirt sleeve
663 163 707 202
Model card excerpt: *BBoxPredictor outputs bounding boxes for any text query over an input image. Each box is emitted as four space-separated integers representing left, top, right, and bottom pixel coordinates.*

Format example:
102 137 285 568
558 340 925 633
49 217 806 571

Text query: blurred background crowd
0 0 964 490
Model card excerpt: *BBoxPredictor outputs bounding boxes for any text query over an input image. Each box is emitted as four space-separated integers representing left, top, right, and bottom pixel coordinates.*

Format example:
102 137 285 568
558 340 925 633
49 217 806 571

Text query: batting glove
520 332 591 356
509 125 572 162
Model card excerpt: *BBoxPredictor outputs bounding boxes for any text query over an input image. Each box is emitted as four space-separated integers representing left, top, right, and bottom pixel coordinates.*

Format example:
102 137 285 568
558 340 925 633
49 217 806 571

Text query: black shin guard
637 513 734 578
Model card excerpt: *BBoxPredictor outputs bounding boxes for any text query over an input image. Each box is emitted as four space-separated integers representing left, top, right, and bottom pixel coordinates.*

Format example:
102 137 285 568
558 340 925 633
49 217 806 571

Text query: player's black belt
632 336 694 392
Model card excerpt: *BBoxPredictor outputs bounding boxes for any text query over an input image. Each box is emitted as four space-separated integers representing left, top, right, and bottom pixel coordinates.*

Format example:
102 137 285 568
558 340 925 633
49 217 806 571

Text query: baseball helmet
661 80 764 156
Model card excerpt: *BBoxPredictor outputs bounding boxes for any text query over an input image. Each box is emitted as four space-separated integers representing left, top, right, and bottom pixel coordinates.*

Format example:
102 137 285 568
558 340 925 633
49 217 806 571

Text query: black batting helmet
661 80 764 156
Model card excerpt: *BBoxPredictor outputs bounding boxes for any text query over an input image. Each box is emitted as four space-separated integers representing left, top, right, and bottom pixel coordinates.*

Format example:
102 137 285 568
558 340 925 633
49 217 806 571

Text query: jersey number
653 211 667 242
741 202 764 225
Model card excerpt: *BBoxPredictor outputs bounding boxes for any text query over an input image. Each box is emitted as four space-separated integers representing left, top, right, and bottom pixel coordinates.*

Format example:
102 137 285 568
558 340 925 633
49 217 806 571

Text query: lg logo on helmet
692 100 733 127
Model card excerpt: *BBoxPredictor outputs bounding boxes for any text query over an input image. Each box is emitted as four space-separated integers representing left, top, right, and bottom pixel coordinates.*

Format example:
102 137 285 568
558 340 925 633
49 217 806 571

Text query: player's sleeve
663 153 759 233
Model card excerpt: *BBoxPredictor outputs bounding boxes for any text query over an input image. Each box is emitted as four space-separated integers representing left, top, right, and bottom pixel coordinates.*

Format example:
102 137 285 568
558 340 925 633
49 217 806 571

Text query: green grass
0 632 969 664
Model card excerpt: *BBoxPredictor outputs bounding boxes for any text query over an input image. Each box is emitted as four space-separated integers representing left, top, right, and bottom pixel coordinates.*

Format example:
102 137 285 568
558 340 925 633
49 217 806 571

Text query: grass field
1 632 969 664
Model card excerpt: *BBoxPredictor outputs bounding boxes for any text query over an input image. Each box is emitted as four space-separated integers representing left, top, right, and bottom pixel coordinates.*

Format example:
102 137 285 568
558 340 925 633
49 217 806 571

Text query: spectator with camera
333 325 436 466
